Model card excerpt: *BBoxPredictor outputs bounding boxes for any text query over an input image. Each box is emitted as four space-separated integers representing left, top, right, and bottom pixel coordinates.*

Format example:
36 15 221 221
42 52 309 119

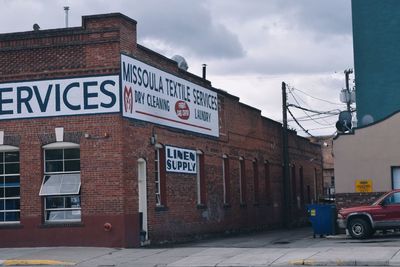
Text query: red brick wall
0 13 323 247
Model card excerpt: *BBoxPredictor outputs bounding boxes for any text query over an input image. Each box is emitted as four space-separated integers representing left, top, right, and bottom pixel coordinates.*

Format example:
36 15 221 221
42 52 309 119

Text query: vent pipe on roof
64 6 70 28
202 64 207 79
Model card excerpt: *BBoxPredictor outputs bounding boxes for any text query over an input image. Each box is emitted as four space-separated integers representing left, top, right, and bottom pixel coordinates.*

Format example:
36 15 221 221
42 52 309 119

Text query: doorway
138 158 148 244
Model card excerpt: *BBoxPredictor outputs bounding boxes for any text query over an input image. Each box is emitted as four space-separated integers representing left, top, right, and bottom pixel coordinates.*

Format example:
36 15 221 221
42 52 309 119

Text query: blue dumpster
306 204 337 238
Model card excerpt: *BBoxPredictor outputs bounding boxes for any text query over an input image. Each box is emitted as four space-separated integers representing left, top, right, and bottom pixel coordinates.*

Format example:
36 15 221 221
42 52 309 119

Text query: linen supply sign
165 145 197 174
121 54 219 137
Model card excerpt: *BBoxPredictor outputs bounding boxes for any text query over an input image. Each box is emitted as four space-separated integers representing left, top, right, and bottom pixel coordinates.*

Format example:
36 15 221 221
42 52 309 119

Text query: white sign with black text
165 145 197 174
0 75 120 120
121 54 219 137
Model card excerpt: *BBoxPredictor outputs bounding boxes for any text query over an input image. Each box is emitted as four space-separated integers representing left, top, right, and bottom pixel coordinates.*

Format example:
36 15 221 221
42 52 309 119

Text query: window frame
155 146 162 206
264 160 271 203
44 195 81 223
196 150 205 206
0 147 20 224
154 144 166 207
43 144 80 174
222 154 230 205
253 159 259 204
42 143 81 223
239 157 246 205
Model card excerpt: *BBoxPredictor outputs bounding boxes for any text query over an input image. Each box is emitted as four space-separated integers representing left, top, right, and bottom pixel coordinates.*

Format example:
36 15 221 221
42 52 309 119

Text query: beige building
333 112 400 208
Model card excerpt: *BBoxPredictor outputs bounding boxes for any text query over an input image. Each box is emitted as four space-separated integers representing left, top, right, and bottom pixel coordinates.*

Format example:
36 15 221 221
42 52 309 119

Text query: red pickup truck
337 189 400 239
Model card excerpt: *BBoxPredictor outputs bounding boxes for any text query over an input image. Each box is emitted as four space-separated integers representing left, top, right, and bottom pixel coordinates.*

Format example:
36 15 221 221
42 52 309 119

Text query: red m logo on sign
124 86 133 113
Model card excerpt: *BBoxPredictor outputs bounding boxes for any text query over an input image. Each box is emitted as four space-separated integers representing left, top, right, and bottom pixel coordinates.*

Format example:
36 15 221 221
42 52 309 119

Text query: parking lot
183 227 400 248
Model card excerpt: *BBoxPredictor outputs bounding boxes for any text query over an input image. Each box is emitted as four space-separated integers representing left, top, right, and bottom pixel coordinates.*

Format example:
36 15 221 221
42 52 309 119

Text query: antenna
64 6 70 28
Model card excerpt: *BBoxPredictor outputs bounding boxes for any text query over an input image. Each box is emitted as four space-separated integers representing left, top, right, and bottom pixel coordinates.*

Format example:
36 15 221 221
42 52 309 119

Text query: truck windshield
372 192 391 206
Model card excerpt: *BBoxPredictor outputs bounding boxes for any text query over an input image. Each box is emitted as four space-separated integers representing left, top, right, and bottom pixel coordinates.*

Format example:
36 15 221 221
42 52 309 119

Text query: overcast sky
0 0 354 137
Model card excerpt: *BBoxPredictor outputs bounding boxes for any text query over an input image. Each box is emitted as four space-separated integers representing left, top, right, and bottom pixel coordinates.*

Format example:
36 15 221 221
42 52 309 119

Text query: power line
283 81 344 137
287 107 315 137
289 112 338 121
288 104 340 115
291 87 344 106
288 89 335 126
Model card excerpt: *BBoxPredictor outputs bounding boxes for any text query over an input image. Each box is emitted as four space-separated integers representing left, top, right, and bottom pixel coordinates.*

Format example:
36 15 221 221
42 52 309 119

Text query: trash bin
306 204 337 238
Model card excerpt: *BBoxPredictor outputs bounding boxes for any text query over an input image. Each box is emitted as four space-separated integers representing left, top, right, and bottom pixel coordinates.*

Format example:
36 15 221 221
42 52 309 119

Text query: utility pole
282 82 291 227
344 69 353 112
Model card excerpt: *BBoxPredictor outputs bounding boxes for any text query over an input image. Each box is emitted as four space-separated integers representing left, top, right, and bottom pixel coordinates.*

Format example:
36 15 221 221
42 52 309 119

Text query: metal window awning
39 174 81 196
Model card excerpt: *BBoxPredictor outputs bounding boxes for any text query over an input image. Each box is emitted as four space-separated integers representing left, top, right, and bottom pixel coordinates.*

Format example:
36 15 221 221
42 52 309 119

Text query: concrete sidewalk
1 246 400 266
2 228 400 266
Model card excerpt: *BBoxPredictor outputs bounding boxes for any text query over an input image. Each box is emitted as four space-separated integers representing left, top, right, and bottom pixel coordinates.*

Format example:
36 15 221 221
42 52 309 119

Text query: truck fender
347 212 374 228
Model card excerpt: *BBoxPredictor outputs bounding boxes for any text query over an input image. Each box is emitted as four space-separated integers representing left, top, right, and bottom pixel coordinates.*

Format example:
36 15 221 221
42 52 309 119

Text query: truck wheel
348 218 371 239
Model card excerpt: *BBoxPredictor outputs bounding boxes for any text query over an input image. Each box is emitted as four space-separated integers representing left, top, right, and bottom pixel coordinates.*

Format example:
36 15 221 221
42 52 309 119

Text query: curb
288 259 391 266
0 259 75 266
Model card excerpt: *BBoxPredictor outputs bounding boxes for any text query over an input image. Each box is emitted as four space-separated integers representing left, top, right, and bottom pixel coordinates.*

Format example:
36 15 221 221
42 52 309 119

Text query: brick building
309 136 335 199
0 13 322 247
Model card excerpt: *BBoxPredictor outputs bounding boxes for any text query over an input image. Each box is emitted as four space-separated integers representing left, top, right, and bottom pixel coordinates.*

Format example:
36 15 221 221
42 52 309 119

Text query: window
196 151 206 206
264 160 271 203
291 165 297 204
155 145 166 207
253 159 259 204
222 155 230 205
0 149 20 223
384 192 400 205
45 148 80 173
314 168 318 202
392 167 400 189
155 148 161 206
40 143 81 223
44 196 81 222
299 166 304 207
239 157 246 204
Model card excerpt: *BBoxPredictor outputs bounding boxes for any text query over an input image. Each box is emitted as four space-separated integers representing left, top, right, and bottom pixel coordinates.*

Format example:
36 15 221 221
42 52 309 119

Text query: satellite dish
336 111 352 132
171 55 189 71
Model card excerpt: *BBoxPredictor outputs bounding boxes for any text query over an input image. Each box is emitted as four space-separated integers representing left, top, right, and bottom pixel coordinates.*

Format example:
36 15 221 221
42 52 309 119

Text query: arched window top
138 158 146 163
0 145 19 152
222 154 228 159
239 156 244 161
43 142 79 149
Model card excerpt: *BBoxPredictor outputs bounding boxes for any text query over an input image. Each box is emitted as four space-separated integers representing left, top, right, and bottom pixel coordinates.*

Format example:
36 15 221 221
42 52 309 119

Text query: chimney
202 64 207 79
64 6 70 28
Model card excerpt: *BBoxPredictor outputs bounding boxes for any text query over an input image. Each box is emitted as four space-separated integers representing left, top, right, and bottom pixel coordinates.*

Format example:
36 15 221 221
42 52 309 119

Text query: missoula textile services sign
165 145 197 174
0 75 120 119
121 54 219 137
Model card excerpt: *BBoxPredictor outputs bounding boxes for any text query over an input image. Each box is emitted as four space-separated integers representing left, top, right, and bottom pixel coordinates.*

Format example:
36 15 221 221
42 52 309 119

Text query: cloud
208 0 352 36
132 1 245 59
0 0 245 59
199 0 353 76
0 0 353 136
